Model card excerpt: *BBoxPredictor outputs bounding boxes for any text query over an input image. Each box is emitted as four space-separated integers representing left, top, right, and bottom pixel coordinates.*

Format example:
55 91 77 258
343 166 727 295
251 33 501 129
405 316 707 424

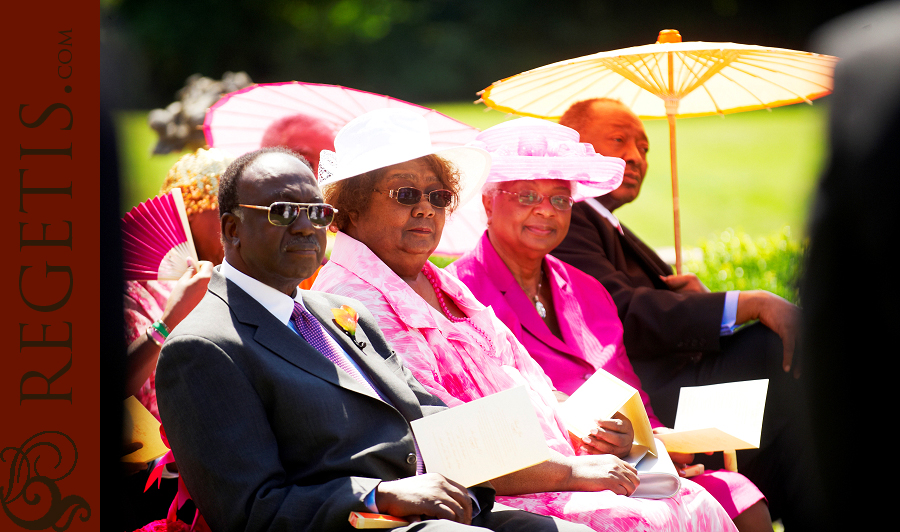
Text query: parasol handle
665 99 682 274
723 450 738 472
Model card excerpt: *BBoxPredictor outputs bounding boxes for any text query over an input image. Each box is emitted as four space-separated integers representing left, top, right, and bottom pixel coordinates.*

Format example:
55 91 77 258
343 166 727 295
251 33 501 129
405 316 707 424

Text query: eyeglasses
238 202 338 228
495 189 575 211
376 187 455 209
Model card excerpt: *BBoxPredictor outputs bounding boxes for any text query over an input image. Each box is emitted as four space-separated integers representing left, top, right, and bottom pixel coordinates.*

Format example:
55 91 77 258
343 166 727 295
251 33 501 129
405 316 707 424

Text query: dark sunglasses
376 187 455 209
238 202 337 228
495 189 575 211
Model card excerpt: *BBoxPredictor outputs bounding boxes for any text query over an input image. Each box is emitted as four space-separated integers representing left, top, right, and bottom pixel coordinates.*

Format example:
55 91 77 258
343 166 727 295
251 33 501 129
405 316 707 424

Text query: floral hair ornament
332 305 366 349
160 147 235 216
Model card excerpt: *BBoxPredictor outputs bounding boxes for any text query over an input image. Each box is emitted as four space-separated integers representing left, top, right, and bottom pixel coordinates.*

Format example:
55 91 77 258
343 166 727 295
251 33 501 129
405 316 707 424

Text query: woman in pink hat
313 108 739 531
447 118 771 532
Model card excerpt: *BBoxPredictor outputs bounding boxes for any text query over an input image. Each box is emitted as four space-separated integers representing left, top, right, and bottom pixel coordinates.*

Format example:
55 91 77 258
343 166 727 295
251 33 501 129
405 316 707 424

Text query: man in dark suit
155 147 589 532
552 100 820 529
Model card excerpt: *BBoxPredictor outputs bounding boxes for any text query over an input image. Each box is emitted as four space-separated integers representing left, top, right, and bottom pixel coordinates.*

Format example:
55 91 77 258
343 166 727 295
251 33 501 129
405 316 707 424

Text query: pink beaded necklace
421 265 495 353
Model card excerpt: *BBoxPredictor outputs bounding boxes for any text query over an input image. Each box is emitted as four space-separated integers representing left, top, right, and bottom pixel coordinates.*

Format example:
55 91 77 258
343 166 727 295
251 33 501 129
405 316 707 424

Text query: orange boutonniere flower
332 305 358 335
332 305 366 349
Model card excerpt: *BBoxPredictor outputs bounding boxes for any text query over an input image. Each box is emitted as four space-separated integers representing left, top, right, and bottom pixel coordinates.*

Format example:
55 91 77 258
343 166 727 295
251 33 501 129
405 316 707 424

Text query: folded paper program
656 379 769 455
121 395 168 464
410 386 550 488
558 370 680 498
558 369 657 456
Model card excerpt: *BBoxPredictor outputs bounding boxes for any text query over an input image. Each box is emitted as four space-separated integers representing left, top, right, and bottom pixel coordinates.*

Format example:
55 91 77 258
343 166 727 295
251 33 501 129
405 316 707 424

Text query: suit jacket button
406 453 417 465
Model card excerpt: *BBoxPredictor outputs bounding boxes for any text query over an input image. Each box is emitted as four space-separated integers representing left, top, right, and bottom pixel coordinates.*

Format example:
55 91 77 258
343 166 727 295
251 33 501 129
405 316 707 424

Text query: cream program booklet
655 379 769 454
558 369 657 456
410 386 550 487
558 369 680 498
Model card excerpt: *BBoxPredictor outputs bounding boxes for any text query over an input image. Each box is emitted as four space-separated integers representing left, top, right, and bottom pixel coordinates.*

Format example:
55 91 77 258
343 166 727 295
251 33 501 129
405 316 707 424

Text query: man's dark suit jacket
551 202 725 361
156 270 490 532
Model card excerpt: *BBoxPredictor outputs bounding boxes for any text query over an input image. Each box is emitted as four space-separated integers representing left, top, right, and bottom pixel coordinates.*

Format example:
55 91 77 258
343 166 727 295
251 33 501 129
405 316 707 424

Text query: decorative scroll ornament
1 431 91 530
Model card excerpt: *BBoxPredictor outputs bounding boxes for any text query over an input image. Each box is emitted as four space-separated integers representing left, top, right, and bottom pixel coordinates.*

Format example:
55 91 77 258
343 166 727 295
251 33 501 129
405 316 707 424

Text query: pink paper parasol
203 81 481 157
205 81 486 256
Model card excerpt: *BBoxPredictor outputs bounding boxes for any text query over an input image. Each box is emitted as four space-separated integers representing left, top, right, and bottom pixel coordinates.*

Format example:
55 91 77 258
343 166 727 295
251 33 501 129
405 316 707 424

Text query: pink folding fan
121 188 198 281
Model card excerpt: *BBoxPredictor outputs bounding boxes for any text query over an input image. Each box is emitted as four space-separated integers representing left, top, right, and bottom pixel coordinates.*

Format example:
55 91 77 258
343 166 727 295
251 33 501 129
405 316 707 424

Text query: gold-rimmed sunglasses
238 202 338 228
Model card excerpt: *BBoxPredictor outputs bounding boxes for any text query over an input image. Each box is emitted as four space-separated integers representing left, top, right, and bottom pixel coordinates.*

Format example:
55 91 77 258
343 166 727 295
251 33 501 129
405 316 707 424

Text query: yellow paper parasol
479 30 838 272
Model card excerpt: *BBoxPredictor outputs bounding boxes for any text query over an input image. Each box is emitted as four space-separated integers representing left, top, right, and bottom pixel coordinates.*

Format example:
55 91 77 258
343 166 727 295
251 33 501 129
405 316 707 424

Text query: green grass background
115 100 828 250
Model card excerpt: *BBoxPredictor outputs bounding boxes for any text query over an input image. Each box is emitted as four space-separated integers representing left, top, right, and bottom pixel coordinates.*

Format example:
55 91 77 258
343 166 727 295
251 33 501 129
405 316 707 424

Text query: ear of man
221 212 241 249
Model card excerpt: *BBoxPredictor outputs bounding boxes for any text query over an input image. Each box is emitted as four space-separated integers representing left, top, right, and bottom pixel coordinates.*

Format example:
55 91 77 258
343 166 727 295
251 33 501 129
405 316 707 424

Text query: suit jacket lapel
210 272 391 405
504 277 576 356
542 258 593 360
619 224 673 287
477 235 578 357
302 292 426 422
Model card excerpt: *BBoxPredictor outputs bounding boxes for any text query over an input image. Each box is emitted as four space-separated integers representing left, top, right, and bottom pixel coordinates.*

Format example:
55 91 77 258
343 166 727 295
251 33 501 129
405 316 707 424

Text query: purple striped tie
290 301 424 473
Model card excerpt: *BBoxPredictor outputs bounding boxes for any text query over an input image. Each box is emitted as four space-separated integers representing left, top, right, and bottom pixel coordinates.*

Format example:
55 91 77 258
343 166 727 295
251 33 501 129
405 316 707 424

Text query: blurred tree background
100 0 875 272
102 0 875 109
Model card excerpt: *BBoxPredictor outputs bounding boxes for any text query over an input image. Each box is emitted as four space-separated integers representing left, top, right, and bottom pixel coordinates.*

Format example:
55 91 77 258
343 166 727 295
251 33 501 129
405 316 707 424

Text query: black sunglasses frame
376 187 456 209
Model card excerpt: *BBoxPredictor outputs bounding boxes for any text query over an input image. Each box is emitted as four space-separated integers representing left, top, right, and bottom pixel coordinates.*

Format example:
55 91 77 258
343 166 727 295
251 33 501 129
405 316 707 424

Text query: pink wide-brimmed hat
469 117 624 201
435 118 625 256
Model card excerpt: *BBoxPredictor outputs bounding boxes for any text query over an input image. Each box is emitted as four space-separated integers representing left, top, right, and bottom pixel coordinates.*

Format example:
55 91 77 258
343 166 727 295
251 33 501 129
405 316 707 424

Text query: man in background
554 99 819 530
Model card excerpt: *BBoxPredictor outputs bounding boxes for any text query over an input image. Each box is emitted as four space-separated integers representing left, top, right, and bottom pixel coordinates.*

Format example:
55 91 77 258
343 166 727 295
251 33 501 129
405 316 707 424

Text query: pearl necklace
421 265 494 353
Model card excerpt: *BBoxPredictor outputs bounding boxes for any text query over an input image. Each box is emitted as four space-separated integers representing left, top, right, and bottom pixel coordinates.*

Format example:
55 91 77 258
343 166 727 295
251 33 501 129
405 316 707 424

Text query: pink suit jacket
447 232 663 429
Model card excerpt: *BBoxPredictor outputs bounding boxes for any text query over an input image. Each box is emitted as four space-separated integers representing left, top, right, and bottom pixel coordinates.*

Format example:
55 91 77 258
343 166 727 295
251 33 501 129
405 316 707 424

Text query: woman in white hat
313 109 737 531
447 118 771 532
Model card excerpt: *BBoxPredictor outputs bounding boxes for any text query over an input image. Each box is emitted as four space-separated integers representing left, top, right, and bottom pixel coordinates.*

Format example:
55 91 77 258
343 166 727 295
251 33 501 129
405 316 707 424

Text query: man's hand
161 259 214 329
566 454 639 496
736 290 802 377
660 273 710 294
578 413 634 459
375 474 473 524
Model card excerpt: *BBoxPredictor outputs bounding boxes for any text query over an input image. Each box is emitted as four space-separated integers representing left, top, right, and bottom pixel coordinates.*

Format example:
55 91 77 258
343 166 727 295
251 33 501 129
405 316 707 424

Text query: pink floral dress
449 232 765 520
124 280 174 421
313 232 737 532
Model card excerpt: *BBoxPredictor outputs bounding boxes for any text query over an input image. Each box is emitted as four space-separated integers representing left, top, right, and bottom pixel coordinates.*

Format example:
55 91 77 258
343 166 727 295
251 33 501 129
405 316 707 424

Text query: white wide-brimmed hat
470 117 625 201
318 108 491 207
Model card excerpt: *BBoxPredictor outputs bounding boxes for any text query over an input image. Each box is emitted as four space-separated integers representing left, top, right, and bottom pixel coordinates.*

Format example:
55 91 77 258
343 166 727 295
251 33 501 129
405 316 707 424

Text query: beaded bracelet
146 325 165 346
150 320 170 339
